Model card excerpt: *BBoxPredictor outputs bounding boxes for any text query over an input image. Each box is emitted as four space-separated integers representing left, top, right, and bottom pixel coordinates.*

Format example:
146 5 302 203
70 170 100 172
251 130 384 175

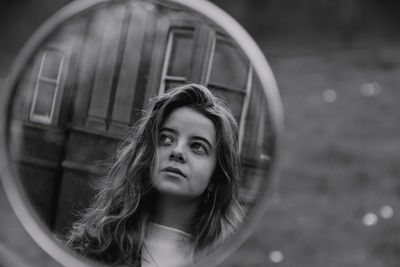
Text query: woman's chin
153 179 185 195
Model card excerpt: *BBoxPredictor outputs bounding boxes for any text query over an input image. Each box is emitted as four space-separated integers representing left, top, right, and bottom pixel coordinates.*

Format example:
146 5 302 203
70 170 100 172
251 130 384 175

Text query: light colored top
141 223 194 267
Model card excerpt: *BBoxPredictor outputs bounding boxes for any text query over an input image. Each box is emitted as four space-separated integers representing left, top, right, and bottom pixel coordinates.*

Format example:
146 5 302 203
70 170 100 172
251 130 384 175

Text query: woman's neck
153 194 199 233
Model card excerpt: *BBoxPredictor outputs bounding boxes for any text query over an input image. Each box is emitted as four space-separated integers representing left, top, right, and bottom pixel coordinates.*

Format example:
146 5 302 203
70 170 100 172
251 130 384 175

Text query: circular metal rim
0 0 284 266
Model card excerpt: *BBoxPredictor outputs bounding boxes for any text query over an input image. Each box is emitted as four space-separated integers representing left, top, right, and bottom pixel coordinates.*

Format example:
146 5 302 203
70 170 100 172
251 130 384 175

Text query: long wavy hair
66 84 244 265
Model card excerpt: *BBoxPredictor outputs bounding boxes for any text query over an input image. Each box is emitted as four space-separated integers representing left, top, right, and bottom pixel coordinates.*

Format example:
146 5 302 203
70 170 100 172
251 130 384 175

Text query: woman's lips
162 167 186 178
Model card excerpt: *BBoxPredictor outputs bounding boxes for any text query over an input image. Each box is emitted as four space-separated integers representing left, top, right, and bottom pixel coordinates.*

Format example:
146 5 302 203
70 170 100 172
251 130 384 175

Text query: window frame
29 48 65 124
145 15 210 102
206 33 253 152
158 27 195 94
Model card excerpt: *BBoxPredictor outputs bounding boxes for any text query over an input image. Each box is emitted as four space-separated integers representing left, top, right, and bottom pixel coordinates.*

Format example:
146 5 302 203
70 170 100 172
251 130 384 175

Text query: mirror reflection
6 0 275 265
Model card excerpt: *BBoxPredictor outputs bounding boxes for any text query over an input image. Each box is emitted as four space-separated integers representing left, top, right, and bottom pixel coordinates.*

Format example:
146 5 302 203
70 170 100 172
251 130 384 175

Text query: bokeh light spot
362 212 378 226
269 250 284 263
379 205 394 219
322 89 337 103
361 82 381 97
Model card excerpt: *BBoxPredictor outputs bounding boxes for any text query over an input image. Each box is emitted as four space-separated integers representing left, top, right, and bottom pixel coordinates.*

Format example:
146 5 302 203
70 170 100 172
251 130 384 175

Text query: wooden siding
11 1 274 233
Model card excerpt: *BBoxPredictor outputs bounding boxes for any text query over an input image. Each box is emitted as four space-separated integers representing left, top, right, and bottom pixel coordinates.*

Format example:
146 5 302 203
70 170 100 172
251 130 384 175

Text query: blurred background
1 0 400 266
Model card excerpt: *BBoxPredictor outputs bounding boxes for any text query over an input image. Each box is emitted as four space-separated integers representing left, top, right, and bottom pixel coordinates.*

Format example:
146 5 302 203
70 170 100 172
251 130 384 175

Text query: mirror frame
0 0 283 266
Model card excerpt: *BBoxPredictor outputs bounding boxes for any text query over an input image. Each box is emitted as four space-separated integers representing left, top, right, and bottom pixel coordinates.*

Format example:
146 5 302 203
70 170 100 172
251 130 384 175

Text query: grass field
220 43 400 267
2 40 400 267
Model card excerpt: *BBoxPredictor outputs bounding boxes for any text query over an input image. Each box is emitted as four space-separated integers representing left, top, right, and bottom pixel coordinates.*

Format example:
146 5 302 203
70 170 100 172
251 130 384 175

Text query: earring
204 186 213 204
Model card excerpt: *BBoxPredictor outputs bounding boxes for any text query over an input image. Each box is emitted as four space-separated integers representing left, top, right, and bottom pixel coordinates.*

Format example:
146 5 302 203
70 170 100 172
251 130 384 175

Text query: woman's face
152 106 217 200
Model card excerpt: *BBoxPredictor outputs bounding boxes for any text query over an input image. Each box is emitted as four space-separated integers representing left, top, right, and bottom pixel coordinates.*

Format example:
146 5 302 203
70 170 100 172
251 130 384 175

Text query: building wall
9 0 273 234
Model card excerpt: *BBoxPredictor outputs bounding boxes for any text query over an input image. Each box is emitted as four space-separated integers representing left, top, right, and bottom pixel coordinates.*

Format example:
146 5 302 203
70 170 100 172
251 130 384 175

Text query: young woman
66 84 244 266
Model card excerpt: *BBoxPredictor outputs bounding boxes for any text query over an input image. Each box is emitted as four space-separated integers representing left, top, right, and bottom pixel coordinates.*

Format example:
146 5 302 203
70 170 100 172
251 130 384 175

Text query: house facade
11 0 273 234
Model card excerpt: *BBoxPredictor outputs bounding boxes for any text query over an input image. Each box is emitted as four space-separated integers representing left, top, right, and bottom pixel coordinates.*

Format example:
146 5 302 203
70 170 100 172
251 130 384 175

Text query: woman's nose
169 146 186 163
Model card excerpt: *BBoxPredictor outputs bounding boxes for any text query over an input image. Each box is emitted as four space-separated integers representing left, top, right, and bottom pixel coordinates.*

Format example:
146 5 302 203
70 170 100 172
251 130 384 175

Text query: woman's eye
159 134 173 146
191 143 208 155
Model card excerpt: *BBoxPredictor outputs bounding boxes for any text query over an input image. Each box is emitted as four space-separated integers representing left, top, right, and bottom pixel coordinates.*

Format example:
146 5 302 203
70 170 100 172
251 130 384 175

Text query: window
207 36 249 91
30 49 64 124
159 28 195 93
206 34 252 151
242 76 270 160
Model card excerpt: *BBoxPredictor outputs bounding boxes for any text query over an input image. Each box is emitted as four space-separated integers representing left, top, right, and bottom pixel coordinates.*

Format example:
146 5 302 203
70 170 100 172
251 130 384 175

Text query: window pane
41 50 63 80
209 86 244 122
242 77 263 158
167 30 194 77
209 38 249 90
33 82 56 117
241 76 272 161
165 80 185 92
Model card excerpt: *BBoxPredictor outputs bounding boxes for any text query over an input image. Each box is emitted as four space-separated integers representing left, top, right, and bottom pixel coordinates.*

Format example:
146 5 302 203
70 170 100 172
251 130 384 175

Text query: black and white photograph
0 0 399 266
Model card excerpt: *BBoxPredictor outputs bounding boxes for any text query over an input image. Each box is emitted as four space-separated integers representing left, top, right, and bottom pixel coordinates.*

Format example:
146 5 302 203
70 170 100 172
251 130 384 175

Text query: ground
220 43 400 267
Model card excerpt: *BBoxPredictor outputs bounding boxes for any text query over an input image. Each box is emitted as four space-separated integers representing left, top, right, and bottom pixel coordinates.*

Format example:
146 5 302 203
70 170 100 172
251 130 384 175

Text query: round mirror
0 0 283 266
